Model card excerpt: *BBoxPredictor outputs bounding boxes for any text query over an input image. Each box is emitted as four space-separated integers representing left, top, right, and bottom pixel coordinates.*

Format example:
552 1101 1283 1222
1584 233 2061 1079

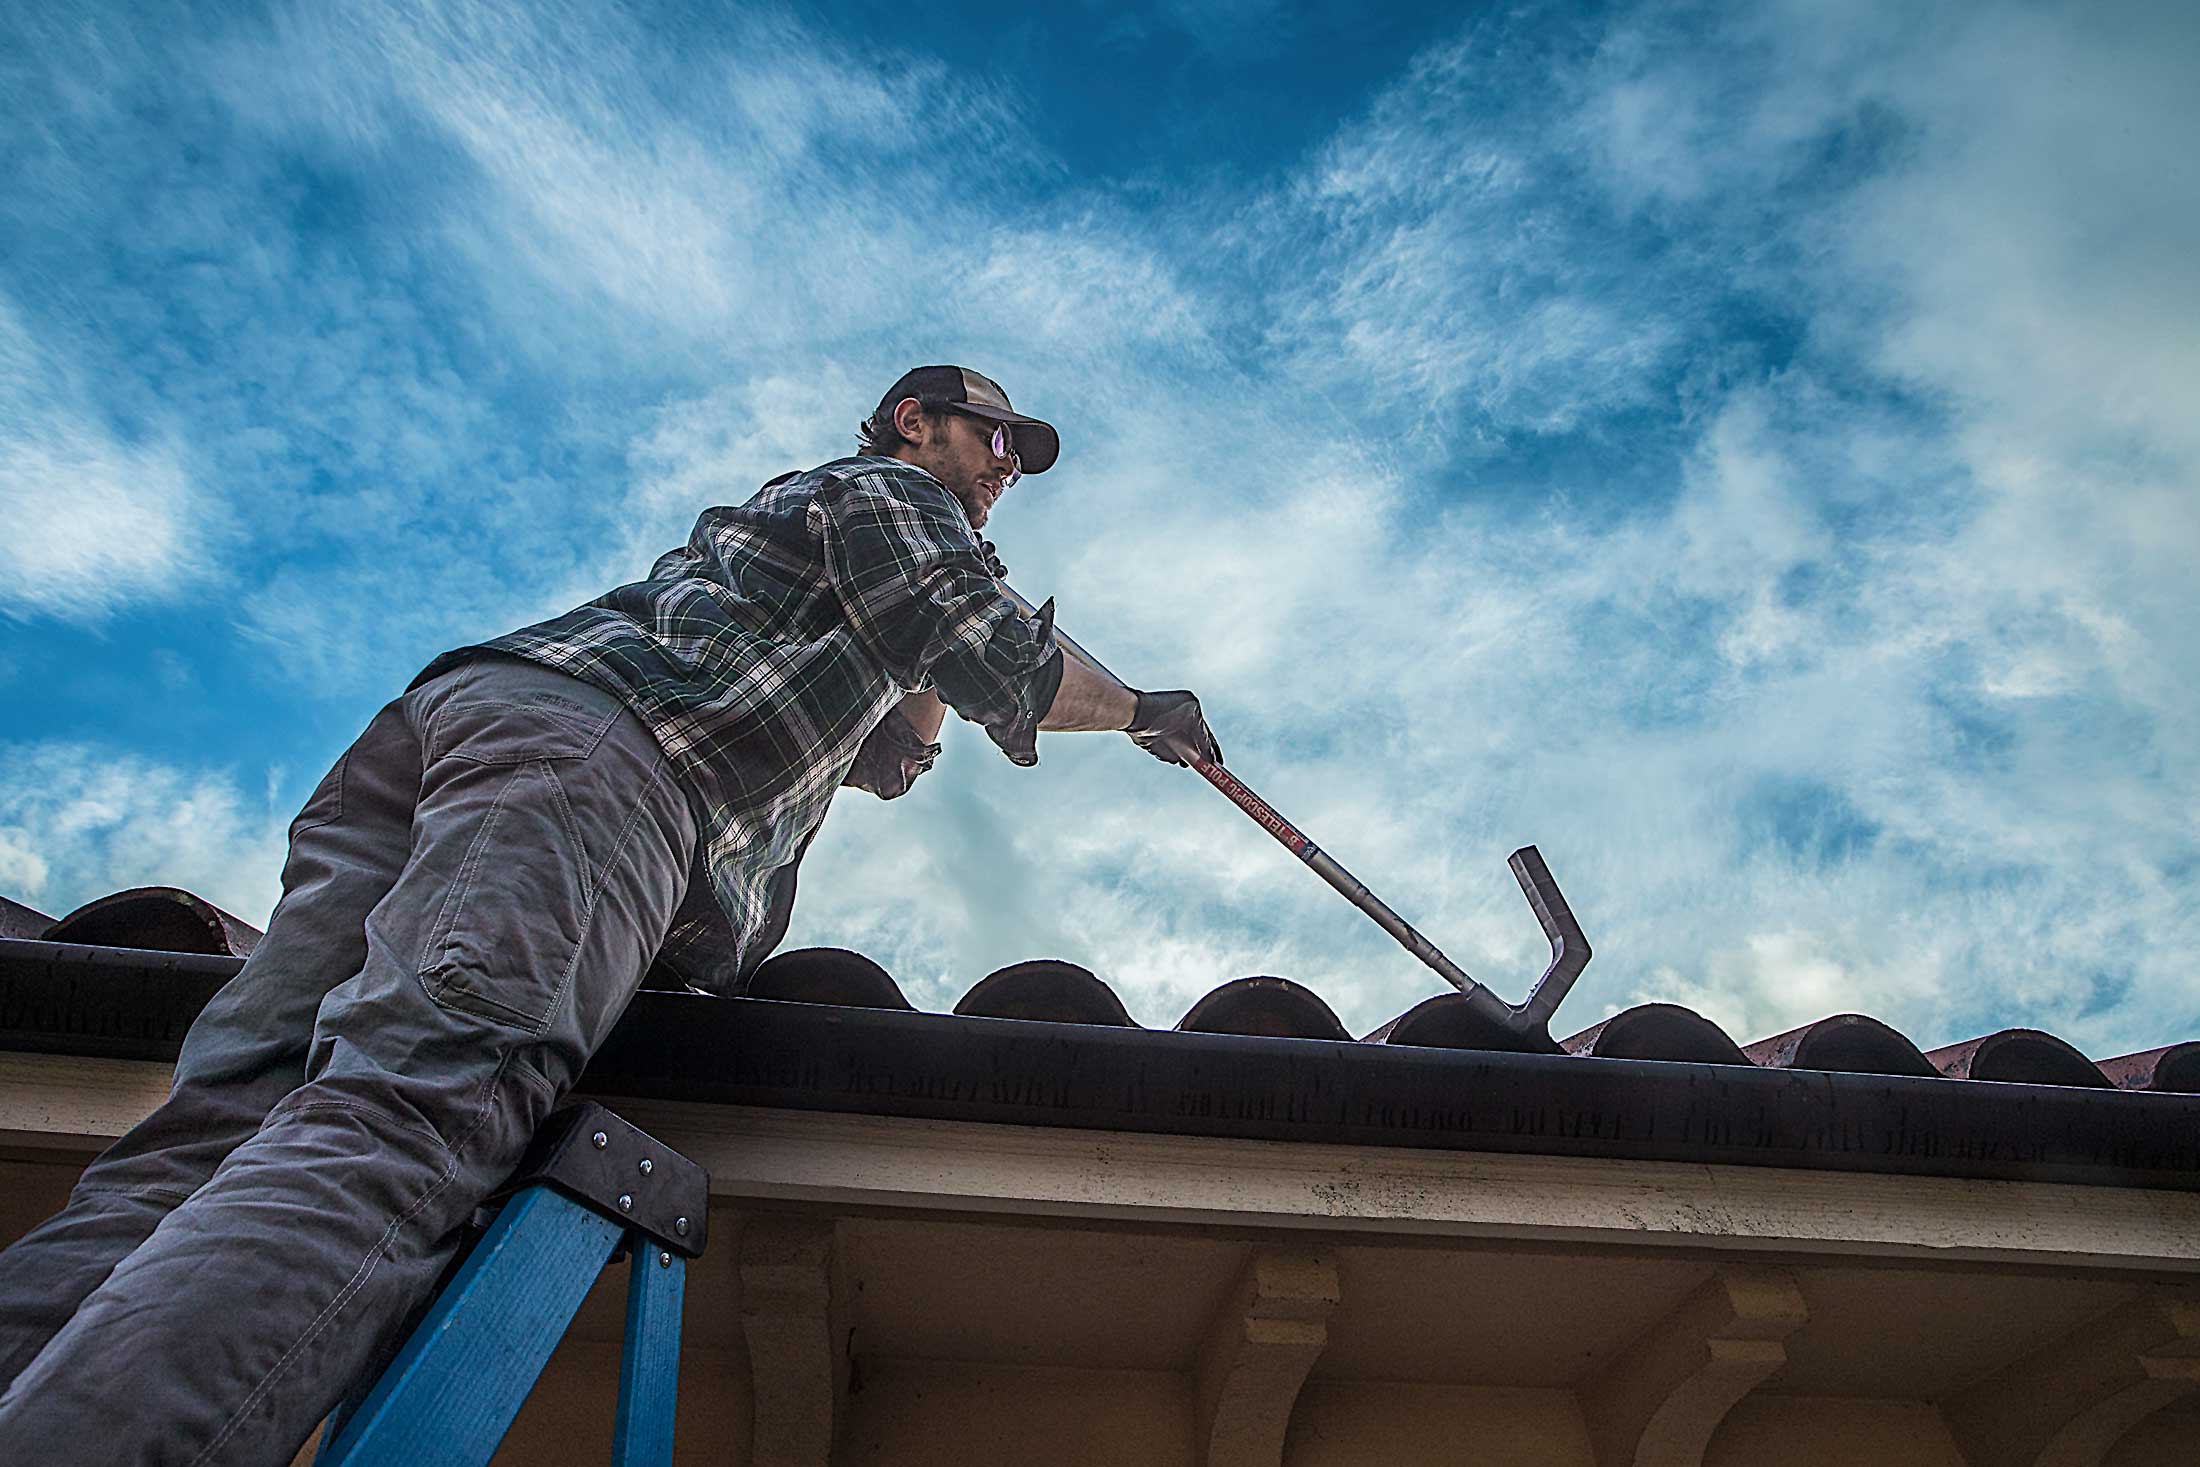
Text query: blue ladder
316 1103 710 1467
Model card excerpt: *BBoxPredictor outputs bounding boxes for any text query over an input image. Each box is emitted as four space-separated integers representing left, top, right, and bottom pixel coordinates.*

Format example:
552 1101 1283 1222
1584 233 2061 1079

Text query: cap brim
953 404 1060 475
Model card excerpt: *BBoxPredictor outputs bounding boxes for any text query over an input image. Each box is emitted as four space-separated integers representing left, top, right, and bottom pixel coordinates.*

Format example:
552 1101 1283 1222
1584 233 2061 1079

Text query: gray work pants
0 658 697 1466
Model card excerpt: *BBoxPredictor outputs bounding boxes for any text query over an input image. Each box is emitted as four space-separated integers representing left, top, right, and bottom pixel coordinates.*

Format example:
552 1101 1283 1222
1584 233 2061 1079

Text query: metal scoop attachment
1189 747 1591 1046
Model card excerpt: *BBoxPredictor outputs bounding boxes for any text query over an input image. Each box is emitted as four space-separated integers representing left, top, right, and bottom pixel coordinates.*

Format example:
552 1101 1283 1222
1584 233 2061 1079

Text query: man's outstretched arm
1042 656 1222 767
904 659 1218 764
1040 655 1135 732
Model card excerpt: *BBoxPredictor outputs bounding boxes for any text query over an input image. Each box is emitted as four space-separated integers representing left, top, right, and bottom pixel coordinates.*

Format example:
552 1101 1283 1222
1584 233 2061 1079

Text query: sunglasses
954 409 1022 489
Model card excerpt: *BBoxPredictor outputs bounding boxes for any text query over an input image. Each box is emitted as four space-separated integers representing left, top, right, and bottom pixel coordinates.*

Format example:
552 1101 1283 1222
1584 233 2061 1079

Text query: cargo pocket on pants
418 758 595 1032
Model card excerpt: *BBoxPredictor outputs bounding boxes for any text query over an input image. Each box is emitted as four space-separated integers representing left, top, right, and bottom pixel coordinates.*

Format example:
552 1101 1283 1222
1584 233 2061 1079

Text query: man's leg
0 694 419 1388
0 660 697 1467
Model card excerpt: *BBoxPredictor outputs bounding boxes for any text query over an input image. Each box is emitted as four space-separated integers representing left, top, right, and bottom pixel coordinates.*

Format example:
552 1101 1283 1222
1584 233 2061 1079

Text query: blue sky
3 0 2196 1054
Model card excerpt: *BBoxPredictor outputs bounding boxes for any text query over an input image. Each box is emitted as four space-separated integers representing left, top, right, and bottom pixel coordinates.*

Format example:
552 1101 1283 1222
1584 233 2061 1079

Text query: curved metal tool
998 581 1593 1042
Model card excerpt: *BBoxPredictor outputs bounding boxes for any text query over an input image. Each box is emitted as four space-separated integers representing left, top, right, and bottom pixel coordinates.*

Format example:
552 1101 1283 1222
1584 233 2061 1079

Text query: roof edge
7 939 2196 1194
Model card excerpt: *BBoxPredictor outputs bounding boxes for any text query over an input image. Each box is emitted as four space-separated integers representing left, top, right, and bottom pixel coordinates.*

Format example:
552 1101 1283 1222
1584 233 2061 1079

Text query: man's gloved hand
1126 690 1223 767
978 539 1008 579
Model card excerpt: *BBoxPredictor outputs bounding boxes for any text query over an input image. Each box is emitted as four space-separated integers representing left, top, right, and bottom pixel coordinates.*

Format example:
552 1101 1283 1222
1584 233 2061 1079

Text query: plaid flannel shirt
416 455 1062 988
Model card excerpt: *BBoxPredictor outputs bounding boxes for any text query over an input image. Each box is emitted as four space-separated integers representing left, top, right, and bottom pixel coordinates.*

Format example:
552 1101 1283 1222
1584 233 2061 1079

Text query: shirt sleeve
817 465 1063 766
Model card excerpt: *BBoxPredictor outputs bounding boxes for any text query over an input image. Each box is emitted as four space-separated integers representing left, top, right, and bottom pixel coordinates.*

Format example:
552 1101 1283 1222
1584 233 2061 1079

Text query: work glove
1126 690 1223 767
842 705 941 800
978 539 1008 579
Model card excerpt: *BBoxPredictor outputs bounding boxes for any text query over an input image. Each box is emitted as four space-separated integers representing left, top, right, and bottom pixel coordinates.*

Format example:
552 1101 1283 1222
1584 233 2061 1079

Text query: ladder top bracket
493 1101 710 1258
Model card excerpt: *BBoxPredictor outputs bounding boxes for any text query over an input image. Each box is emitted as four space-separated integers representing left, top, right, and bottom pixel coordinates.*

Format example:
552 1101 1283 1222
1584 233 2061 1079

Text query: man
0 365 1220 1464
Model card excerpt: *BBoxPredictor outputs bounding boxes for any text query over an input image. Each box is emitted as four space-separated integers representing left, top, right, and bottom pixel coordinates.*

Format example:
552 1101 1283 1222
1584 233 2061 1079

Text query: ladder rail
612 1242 688 1467
318 1187 626 1467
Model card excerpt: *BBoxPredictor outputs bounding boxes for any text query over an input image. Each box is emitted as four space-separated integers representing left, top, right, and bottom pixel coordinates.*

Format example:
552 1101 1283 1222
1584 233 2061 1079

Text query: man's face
903 404 1019 531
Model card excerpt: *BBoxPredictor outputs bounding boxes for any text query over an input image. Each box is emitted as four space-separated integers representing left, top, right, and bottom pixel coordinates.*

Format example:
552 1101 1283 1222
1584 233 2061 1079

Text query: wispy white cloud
969 226 1209 350
210 1 1042 363
0 297 211 622
1258 31 1682 437
0 743 289 922
0 827 48 899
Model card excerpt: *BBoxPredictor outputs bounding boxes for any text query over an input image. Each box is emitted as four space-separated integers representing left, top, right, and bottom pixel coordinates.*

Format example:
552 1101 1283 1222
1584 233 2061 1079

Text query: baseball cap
872 365 1061 475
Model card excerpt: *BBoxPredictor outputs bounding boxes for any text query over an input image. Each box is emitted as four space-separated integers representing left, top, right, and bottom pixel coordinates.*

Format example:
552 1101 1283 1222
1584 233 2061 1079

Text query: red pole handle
1190 756 1315 859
